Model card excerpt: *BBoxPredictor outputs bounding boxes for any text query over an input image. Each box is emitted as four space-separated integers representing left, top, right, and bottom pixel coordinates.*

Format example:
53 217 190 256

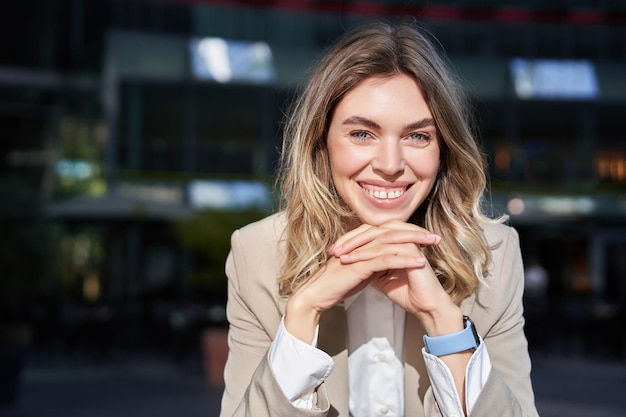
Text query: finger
336 228 440 257
378 220 433 235
332 225 388 256
328 223 372 256
339 241 424 264
331 220 425 254
331 222 424 255
378 221 442 246
349 254 427 273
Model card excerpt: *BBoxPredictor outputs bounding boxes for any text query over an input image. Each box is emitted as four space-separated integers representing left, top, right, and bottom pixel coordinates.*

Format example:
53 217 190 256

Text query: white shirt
269 285 492 416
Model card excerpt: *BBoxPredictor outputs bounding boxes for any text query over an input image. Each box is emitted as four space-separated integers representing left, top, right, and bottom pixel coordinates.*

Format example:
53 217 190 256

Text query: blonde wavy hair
277 21 504 304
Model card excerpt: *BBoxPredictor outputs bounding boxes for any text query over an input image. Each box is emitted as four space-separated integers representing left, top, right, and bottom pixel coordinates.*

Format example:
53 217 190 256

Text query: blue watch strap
423 316 480 356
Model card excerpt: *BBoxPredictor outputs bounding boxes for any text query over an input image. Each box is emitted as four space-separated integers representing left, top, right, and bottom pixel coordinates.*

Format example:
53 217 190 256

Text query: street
1 350 625 417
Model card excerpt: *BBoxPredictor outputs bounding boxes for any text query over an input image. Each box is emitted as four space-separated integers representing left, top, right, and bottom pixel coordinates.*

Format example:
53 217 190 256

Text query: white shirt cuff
268 316 335 408
422 337 491 415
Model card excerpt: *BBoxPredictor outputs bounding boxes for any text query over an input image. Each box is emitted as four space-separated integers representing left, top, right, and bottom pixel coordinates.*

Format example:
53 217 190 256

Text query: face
327 74 440 227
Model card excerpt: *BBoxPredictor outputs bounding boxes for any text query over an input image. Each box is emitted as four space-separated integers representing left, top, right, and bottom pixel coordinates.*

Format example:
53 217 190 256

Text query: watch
423 316 480 356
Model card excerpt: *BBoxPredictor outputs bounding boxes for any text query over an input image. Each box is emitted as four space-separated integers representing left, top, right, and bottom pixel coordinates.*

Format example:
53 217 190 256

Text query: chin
357 211 413 226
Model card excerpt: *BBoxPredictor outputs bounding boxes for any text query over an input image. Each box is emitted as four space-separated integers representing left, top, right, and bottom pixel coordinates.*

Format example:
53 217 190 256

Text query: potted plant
173 207 266 385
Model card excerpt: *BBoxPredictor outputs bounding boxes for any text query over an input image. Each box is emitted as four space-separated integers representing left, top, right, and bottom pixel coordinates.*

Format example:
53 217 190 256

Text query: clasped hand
285 221 462 343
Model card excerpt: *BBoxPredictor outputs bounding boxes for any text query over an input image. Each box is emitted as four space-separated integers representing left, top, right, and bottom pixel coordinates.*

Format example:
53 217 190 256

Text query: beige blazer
219 212 538 417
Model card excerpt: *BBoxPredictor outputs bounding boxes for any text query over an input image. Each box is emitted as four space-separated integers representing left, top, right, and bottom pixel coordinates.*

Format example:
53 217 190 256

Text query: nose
371 139 405 176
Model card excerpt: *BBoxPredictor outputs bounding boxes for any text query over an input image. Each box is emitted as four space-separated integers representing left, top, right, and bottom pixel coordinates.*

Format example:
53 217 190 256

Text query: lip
360 179 413 188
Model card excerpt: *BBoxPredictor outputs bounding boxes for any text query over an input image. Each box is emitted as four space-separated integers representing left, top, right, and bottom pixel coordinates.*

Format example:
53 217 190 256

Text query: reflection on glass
510 58 598 100
188 180 272 211
190 37 276 84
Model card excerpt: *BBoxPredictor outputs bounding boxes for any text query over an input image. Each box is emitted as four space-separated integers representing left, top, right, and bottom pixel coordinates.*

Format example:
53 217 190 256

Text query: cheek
328 150 347 190
410 150 440 178
429 159 441 177
329 145 365 178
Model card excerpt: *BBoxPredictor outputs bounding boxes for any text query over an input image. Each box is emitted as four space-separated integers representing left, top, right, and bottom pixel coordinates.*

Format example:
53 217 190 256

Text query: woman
219 21 538 417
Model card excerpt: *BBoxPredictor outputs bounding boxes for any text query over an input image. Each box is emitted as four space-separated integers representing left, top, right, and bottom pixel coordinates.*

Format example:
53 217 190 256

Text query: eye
350 130 373 141
406 132 433 146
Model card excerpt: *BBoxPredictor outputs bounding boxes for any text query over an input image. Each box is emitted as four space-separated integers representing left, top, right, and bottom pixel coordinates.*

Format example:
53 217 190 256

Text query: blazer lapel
318 305 349 417
404 312 429 416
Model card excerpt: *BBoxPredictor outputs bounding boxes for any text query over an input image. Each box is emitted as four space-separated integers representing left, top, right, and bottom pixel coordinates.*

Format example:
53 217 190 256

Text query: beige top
219 211 538 417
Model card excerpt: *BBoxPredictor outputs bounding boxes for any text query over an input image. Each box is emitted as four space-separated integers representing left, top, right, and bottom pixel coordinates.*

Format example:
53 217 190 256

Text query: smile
361 184 408 200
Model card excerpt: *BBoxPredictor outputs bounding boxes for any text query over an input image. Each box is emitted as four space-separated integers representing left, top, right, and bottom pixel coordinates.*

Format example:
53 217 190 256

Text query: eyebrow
405 118 436 130
341 116 380 129
341 116 436 131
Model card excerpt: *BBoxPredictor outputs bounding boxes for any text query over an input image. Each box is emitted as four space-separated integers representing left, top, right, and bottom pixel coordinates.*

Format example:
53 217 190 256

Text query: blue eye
409 132 429 141
407 132 433 146
350 130 372 140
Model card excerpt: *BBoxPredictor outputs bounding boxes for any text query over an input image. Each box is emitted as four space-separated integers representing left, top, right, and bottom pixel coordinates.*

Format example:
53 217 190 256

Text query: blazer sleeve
468 226 539 417
219 228 331 417
422 226 538 417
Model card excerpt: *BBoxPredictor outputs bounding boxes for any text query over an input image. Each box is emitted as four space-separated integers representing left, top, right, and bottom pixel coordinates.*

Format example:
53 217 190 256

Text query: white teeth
366 188 405 200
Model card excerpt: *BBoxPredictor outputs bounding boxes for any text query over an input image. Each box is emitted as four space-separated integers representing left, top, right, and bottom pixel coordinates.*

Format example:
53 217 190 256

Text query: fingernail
427 234 441 244
333 244 343 254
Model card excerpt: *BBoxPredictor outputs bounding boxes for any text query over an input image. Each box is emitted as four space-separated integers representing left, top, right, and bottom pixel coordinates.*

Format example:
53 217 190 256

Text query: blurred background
0 0 625 416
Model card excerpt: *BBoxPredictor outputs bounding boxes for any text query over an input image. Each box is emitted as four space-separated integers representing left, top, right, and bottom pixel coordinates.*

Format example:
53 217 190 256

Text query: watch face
464 316 480 347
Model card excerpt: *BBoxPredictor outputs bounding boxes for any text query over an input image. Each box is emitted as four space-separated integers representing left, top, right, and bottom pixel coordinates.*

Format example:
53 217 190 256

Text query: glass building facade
2 0 625 352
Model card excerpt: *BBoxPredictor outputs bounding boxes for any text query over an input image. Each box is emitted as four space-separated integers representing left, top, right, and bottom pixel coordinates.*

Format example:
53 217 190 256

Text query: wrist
285 295 321 344
416 304 464 337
